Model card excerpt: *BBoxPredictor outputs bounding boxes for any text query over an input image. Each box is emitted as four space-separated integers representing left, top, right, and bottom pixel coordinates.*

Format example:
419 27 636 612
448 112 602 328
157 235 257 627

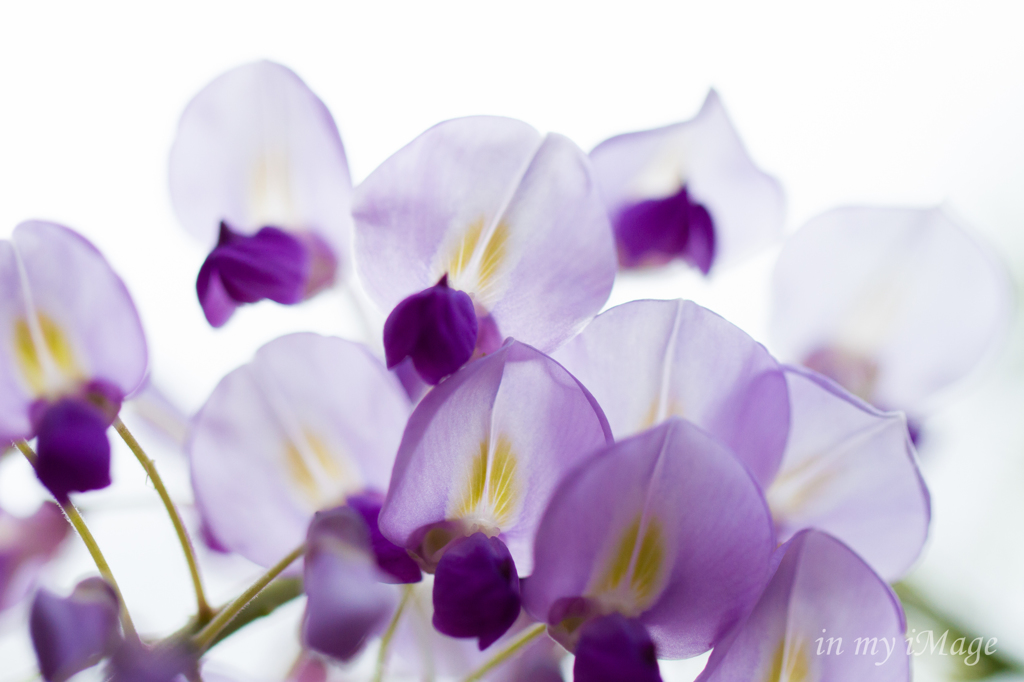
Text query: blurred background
1 1 1022 680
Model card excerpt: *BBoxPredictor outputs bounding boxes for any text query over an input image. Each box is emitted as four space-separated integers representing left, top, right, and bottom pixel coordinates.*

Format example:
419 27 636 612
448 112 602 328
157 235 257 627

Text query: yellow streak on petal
454 441 489 519
284 440 319 502
766 638 810 682
14 314 79 394
452 436 520 530
476 221 509 294
766 455 838 524
630 519 664 604
487 436 518 527
283 429 361 510
596 517 640 594
446 218 484 281
591 514 668 615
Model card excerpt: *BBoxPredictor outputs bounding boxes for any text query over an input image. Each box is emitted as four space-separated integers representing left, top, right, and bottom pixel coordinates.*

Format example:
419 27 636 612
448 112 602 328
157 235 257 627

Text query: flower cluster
0 60 1011 682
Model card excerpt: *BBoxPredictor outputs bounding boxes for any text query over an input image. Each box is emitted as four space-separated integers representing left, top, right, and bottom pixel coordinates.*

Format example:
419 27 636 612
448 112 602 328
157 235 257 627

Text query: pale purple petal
590 90 784 271
169 60 352 258
378 340 612 575
770 206 1012 412
31 578 120 682
554 299 789 487
354 116 616 352
697 530 909 682
766 366 929 581
0 503 69 611
189 333 410 567
523 418 775 659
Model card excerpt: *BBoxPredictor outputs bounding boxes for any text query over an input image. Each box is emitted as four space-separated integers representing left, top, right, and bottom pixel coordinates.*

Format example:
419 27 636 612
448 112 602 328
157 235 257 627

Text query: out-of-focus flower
379 340 612 647
553 298 790 488
106 639 197 682
302 506 399 662
189 333 409 567
0 221 147 499
169 61 352 327
766 367 930 581
0 502 69 611
770 206 1012 419
523 419 775 672
696 529 909 682
30 577 120 682
589 90 784 273
354 116 617 385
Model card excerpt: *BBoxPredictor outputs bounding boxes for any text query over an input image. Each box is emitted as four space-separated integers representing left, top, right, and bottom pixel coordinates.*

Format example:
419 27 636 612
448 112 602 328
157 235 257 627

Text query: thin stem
372 584 415 682
461 623 547 682
193 543 305 651
16 440 138 642
113 417 212 621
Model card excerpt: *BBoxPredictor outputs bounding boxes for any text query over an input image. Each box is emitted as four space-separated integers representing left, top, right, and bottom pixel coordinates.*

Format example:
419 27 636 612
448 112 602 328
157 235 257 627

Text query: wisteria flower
770 206 1012 417
553 298 790 487
30 577 121 682
0 221 147 499
378 339 613 647
523 418 775 677
589 90 784 272
189 332 410 567
696 529 909 682
354 116 617 385
1 502 69 612
169 61 352 327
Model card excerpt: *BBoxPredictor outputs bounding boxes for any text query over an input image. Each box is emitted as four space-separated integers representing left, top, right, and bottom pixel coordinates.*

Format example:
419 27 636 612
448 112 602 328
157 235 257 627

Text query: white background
1 1 1023 680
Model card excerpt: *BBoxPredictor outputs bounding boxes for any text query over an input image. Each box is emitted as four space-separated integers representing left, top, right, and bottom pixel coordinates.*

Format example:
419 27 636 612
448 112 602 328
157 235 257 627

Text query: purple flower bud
383 274 479 385
346 492 422 584
34 397 113 502
614 186 716 273
432 533 521 650
0 503 69 612
106 640 197 682
30 578 120 682
573 614 662 682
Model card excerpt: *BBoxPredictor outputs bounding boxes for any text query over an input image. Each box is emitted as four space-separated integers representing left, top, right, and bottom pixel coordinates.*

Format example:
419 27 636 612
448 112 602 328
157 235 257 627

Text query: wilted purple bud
432 533 521 649
302 506 398 662
574 614 662 682
0 503 69 612
30 577 120 682
383 274 479 385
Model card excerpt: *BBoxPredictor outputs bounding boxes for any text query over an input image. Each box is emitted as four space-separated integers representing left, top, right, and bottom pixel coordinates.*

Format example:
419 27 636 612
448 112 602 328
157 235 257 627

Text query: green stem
461 623 547 682
372 584 415 682
16 440 138 642
114 417 212 621
193 543 305 651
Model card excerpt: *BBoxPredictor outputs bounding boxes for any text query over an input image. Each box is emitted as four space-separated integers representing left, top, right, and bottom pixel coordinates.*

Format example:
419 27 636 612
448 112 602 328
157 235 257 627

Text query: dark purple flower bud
383 274 479 385
614 185 716 274
106 640 197 682
34 397 113 502
432 532 521 650
197 222 335 327
573 614 662 682
303 507 397 662
30 578 120 682
346 492 421 584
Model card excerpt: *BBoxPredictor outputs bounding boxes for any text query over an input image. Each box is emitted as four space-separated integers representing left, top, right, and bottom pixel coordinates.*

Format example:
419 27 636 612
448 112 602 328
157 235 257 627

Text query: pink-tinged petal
766 366 929 582
379 340 612 575
554 299 789 488
31 578 120 682
189 333 410 567
354 116 616 352
0 222 147 434
770 206 1012 412
590 90 784 272
169 61 352 257
523 418 775 660
0 502 69 611
697 530 909 682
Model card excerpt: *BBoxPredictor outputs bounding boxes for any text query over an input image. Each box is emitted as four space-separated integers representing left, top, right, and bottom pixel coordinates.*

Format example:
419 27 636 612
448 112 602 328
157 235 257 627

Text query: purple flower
30 577 120 682
696 530 909 682
523 419 775 665
765 367 930 581
0 503 69 612
770 206 1012 416
354 116 617 384
169 61 352 326
590 90 784 273
302 506 399 662
189 333 410 567
553 299 790 488
106 640 197 682
0 221 147 499
379 340 613 646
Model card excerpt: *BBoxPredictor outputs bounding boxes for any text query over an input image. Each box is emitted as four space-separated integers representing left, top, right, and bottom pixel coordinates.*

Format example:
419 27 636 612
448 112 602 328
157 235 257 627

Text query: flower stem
16 440 139 642
461 623 547 682
113 417 212 621
192 543 305 651
372 584 415 682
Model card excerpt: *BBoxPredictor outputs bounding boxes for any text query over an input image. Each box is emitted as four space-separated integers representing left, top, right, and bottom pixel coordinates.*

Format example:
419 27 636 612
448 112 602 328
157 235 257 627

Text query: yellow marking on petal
454 442 489 519
766 455 838 524
476 221 509 294
446 218 484 281
591 514 667 615
640 397 685 431
487 436 518 525
596 517 640 594
284 429 361 510
630 520 664 602
766 638 810 682
451 436 520 530
14 314 80 395
442 218 510 300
